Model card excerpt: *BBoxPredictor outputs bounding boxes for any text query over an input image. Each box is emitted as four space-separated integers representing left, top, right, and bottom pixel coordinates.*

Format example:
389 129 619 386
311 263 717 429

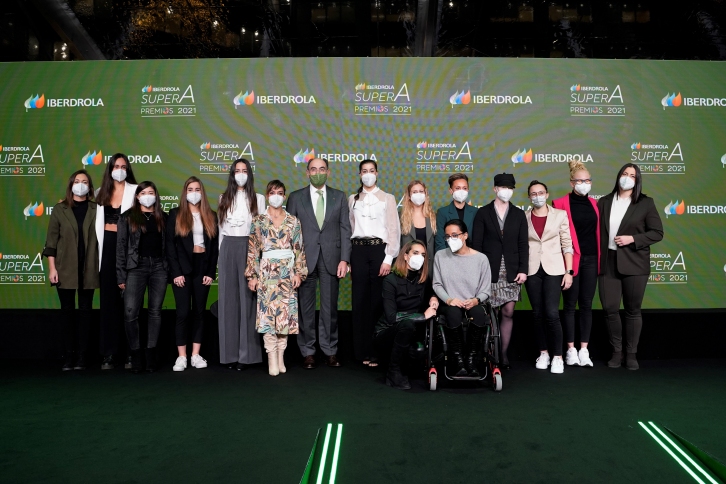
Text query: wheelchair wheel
492 372 503 392
429 369 437 391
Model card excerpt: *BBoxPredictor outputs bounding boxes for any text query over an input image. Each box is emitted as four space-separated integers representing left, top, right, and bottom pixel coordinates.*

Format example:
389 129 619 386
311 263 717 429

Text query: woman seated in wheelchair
432 219 492 377
374 240 439 390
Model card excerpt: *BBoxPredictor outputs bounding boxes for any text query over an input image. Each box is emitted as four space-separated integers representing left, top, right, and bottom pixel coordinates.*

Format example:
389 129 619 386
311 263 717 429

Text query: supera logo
511 148 533 165
664 200 685 218
81 150 103 165
449 90 471 107
24 94 45 110
199 141 254 175
293 149 315 165
233 91 255 106
23 202 44 219
661 93 682 108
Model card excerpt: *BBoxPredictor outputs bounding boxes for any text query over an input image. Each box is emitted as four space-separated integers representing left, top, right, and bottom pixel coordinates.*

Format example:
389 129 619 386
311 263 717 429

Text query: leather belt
352 237 384 246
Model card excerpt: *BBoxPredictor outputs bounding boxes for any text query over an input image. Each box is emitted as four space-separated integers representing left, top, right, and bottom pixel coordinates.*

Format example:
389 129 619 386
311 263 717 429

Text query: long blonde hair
400 180 436 235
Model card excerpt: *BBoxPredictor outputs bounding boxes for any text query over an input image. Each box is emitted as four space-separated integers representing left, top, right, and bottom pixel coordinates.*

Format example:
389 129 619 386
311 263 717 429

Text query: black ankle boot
386 343 411 390
62 352 74 371
465 325 486 377
73 352 87 370
129 349 143 374
145 347 156 373
448 326 468 377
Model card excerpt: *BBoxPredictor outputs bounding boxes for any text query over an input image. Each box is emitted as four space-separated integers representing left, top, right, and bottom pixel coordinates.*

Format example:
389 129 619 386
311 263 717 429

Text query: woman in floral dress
246 180 308 376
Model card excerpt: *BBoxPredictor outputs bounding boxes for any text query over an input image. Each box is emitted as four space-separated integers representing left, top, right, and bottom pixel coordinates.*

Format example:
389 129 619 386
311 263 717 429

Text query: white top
348 187 401 264
309 184 327 218
219 190 266 246
192 213 205 248
94 181 137 268
608 194 632 250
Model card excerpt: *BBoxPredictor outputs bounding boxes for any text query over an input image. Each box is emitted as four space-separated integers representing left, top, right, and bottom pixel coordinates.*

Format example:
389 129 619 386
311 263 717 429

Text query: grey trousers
297 252 340 357
218 236 262 365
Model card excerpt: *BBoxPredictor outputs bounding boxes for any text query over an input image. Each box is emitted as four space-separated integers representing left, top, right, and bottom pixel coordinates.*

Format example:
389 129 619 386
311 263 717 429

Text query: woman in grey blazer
399 180 436 274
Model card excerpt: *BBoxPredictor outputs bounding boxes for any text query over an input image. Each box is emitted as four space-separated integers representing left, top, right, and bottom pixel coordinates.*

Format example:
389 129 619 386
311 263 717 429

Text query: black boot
386 343 411 390
129 349 143 374
448 326 468 377
62 352 74 371
465 325 486 377
73 352 87 371
145 347 156 373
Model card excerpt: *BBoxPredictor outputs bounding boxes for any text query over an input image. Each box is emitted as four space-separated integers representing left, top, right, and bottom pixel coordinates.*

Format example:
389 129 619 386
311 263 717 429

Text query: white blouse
192 213 205 248
608 195 631 250
348 187 401 264
219 190 266 245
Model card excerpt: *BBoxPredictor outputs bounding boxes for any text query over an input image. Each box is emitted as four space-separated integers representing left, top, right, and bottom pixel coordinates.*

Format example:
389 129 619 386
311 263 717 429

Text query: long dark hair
218 158 258 225
353 159 378 207
176 176 217 238
392 240 429 284
62 169 94 207
611 163 645 203
128 181 164 233
96 153 137 206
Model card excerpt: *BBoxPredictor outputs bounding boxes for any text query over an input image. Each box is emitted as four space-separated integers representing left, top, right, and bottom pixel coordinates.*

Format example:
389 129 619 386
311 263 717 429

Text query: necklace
143 212 153 220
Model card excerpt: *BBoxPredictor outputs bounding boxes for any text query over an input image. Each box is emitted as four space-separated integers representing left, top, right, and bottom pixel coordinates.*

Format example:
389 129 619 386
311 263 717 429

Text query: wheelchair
421 302 503 392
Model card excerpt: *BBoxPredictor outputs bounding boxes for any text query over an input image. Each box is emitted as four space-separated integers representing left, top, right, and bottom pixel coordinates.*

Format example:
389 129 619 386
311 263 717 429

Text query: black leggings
57 288 94 354
171 254 210 346
562 254 597 344
99 230 125 357
441 304 488 329
350 243 386 361
525 265 564 356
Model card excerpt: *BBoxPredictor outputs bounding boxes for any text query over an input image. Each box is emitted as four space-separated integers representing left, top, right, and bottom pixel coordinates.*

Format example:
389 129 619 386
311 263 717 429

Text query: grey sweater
432 248 492 304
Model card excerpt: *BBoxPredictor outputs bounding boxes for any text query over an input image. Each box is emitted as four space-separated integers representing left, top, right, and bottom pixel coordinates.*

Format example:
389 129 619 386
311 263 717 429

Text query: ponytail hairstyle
176 176 217 238
353 159 378 208
128 181 164 234
218 158 258 226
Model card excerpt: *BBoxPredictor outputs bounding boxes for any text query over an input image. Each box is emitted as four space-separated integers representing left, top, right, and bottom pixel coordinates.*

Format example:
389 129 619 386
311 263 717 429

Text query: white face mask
235 173 248 187
268 194 284 208
574 183 592 196
408 254 425 271
111 169 127 182
139 194 156 208
452 189 469 203
186 192 202 205
72 183 89 197
496 188 513 203
619 176 635 190
531 195 547 208
447 237 464 253
410 192 426 206
361 173 377 188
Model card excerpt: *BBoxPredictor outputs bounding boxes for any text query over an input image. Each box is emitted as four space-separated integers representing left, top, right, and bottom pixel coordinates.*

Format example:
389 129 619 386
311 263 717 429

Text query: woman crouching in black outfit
374 240 438 390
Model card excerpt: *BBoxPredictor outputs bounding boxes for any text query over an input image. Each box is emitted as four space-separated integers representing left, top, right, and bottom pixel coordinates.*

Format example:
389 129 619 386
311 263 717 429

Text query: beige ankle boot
277 335 288 373
263 333 279 376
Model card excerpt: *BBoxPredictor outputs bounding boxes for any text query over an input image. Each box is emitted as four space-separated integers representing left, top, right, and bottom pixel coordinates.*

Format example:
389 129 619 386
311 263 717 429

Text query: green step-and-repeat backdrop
1 58 724 309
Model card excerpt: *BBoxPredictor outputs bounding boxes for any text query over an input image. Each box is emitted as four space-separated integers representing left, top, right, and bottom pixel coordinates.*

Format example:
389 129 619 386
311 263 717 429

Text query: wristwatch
567 270 574 275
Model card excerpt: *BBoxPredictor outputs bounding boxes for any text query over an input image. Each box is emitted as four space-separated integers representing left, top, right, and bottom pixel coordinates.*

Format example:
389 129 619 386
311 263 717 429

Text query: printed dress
245 212 308 335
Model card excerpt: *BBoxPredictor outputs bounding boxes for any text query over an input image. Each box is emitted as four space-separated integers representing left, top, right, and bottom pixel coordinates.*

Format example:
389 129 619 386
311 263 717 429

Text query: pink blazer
552 194 600 276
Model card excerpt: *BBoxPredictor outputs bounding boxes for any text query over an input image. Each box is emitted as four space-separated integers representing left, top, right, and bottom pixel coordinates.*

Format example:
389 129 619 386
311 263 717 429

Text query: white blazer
525 204 573 276
95 182 138 267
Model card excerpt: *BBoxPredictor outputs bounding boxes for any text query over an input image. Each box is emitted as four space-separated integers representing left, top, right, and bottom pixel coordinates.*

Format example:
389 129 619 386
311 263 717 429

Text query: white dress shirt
348 187 401 264
608 195 631 250
219 190 266 246
309 184 327 218
192 212 205 248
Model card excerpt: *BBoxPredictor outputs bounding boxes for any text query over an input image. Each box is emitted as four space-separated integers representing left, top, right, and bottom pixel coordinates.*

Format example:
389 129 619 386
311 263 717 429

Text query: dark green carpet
1 358 724 483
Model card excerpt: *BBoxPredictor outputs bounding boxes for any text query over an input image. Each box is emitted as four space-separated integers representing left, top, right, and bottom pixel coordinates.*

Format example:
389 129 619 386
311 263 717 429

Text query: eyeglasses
529 190 547 198
308 167 328 174
571 179 592 185
443 233 464 241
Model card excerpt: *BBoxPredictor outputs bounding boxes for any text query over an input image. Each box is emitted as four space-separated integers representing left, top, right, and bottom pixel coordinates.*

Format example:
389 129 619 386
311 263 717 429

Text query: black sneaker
62 353 74 371
101 355 114 370
125 355 133 370
74 353 87 370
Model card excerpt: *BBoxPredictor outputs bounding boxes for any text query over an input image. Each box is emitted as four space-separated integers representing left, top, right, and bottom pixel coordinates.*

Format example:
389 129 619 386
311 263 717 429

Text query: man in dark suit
434 173 478 252
286 158 352 369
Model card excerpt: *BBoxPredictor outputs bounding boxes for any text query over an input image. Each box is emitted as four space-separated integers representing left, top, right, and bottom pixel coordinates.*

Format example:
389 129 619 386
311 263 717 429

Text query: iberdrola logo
631 142 642 150
449 90 471 107
233 91 255 106
24 94 45 110
664 200 685 217
23 201 44 219
200 142 211 150
293 148 315 165
81 150 103 165
570 84 581 92
141 86 153 93
661 92 682 109
416 142 428 149
721 153 726 168
511 148 533 165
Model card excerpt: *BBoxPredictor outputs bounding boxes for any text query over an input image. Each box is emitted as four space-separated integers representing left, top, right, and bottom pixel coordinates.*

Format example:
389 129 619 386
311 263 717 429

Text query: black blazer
116 211 169 284
597 193 663 276
165 208 219 280
471 201 528 283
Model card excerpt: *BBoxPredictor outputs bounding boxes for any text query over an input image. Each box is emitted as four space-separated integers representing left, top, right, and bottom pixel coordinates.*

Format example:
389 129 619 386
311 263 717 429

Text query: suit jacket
471 201 528 283
286 185 352 275
434 201 478 252
525 205 573 276
597 193 664 276
42 201 100 290
165 208 219 280
400 217 435 273
94 182 137 268
552 194 600 276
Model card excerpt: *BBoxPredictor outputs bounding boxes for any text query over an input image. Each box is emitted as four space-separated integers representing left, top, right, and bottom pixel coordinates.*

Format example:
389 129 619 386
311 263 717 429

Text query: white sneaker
173 356 187 372
191 354 207 369
566 347 581 366
551 356 564 374
578 348 593 367
535 352 551 369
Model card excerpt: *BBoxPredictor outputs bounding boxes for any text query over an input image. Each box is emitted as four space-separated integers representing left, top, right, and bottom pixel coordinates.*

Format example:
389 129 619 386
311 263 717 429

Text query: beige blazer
525 205 573 276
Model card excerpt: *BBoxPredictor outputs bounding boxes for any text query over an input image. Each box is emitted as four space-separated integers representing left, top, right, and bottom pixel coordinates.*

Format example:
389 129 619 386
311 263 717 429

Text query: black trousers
562 254 598 344
99 230 125 357
598 250 648 353
171 253 210 346
57 287 94 354
351 243 386 361
374 318 417 366
441 304 488 329
525 265 564 356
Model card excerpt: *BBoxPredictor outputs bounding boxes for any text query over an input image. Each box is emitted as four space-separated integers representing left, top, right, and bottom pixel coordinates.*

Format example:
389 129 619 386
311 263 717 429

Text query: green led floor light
300 423 343 484
329 424 343 484
316 424 333 484
663 425 726 483
648 422 719 484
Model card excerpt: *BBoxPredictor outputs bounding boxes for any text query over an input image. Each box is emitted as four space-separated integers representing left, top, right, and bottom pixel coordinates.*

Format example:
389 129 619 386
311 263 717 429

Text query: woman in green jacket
43 169 100 371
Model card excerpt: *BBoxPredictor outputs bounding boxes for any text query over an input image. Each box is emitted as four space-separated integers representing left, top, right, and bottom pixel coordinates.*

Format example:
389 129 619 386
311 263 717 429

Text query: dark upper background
2 1 726 61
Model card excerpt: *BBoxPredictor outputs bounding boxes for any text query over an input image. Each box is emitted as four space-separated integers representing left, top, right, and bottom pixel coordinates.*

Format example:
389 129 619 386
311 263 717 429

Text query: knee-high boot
386 342 411 390
263 333 279 376
465 325 486 377
277 335 287 374
447 326 468 377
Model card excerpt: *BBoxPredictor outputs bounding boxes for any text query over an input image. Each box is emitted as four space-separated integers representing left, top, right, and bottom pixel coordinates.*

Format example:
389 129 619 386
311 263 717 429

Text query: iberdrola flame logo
570 84 581 92
200 142 211 150
293 148 315 165
449 90 471 107
23 201 44 218
721 153 726 168
631 142 641 150
24 94 45 110
234 91 255 106
511 148 533 165
661 92 682 109
664 200 685 218
141 86 153 93
81 150 103 165
355 83 366 91
416 142 428 149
